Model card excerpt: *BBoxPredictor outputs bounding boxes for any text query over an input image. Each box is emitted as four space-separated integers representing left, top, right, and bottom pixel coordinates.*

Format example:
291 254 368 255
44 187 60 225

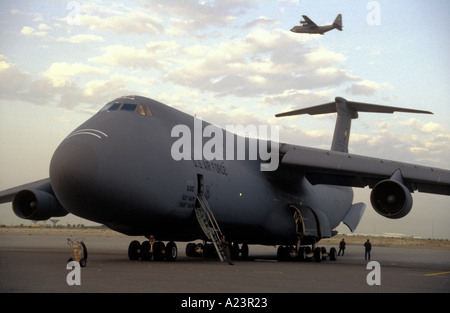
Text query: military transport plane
0 96 449 263
291 14 343 35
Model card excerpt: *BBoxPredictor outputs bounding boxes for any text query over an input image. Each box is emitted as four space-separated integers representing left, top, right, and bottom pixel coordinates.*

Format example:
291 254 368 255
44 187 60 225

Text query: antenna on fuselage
275 97 433 153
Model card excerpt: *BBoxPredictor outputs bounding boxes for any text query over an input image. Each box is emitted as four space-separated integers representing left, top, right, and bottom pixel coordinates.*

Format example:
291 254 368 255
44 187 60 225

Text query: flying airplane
0 96 449 263
291 14 343 35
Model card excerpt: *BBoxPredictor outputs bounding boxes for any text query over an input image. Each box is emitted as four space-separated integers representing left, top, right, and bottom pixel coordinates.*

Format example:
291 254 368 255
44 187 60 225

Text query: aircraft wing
0 178 50 204
301 15 318 27
281 146 450 196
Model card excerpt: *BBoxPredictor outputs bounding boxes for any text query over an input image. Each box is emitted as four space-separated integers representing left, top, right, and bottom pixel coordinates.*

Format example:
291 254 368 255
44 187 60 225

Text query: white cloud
78 4 163 34
243 16 278 29
163 28 355 98
346 80 381 95
89 41 179 69
420 122 445 133
55 34 104 44
21 26 47 37
264 89 333 107
38 23 51 31
43 62 108 87
400 118 446 134
304 47 347 66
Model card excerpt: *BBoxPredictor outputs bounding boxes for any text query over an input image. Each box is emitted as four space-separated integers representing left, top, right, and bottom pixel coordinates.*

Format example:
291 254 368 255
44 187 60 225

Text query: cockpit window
137 104 145 116
121 103 137 112
144 105 152 116
109 103 121 111
100 100 152 117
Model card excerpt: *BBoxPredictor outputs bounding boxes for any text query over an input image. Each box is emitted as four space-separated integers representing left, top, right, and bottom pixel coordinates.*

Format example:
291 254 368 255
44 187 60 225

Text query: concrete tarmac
0 230 449 293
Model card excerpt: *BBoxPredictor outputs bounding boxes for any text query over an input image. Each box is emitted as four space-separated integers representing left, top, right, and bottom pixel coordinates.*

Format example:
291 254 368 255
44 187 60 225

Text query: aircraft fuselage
290 25 336 35
49 96 353 246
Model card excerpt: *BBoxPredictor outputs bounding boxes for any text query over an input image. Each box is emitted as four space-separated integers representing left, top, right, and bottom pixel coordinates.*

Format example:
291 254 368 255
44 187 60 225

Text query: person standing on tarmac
338 239 346 256
364 239 372 261
221 236 234 265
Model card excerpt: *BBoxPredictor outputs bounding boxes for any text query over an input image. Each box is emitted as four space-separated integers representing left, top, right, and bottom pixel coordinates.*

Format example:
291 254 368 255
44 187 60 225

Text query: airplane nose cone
50 139 99 212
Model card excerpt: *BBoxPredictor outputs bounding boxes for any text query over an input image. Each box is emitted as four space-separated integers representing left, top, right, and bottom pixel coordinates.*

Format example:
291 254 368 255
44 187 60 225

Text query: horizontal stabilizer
275 97 433 118
276 97 433 153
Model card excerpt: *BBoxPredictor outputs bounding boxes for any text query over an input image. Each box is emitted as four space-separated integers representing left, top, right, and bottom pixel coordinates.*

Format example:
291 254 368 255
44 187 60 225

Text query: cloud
147 0 258 30
21 26 48 37
420 122 445 133
163 28 356 99
346 80 381 95
243 16 278 29
55 34 104 44
264 89 333 107
0 55 55 106
400 118 446 134
43 62 108 87
78 3 163 34
89 41 180 69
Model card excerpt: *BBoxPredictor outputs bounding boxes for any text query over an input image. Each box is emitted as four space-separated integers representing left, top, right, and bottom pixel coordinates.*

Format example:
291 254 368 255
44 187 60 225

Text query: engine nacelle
13 189 68 221
370 179 413 219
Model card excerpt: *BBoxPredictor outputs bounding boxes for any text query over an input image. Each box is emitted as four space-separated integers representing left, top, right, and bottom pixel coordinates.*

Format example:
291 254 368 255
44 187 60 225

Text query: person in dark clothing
338 239 346 256
364 239 372 260
221 236 234 265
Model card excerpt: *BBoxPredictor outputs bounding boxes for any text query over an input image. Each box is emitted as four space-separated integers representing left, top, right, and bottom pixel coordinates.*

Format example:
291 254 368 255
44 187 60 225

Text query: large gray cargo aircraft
291 14 343 35
1 96 449 263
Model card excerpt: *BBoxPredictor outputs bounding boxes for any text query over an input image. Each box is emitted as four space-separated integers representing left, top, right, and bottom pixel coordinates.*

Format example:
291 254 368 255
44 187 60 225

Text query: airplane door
290 205 319 238
197 174 204 195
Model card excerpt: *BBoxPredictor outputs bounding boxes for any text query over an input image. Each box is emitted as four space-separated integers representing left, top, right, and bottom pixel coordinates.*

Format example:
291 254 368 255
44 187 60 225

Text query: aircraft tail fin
275 97 433 153
333 14 343 31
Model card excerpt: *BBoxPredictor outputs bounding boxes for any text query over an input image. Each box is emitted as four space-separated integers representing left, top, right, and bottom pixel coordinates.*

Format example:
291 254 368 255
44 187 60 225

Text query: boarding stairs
195 193 229 263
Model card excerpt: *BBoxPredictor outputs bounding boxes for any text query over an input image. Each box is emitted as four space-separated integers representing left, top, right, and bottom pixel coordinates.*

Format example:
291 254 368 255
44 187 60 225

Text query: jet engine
13 189 68 221
370 179 413 219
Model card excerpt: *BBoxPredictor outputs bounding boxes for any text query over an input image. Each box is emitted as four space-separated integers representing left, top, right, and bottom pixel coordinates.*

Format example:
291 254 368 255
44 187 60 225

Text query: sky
0 0 449 239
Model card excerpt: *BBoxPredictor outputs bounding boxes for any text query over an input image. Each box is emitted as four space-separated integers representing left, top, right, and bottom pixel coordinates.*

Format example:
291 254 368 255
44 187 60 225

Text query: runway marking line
424 271 450 277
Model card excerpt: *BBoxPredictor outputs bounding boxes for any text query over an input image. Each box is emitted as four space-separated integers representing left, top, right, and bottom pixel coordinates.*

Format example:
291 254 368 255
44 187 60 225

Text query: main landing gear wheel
128 240 141 260
166 241 178 261
127 240 177 262
276 245 338 262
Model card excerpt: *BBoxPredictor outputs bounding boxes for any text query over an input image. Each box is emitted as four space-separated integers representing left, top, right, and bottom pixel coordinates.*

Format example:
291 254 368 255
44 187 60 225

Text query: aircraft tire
166 241 177 261
241 243 249 259
321 247 327 261
80 241 88 267
298 247 307 261
128 240 141 260
153 241 165 261
314 247 322 262
277 246 291 261
140 241 152 261
81 242 88 262
329 247 337 261
186 243 196 257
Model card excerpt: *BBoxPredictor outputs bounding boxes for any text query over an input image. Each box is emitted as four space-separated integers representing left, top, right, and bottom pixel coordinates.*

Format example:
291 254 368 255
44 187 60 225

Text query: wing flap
281 147 450 196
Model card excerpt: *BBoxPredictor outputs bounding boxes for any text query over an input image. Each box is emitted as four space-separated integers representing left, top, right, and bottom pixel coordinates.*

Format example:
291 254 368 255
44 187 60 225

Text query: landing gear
277 244 337 262
128 236 178 262
185 241 249 260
